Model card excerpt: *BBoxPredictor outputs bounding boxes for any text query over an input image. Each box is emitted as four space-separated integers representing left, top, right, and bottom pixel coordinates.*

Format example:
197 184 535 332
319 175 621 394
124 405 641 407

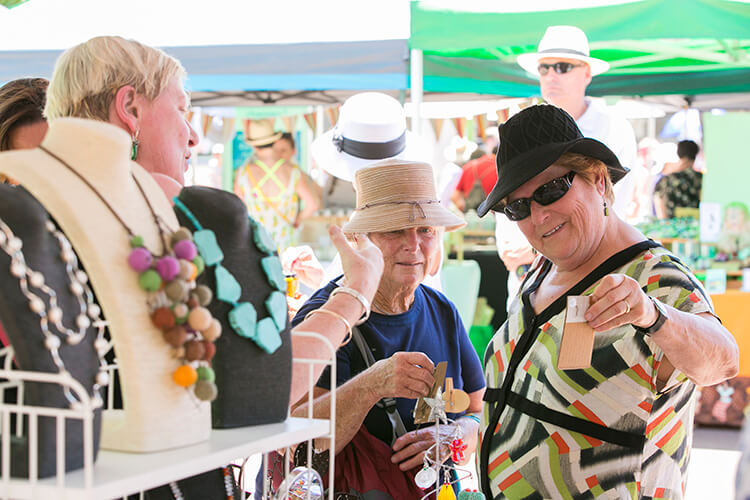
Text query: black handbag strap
351 325 408 444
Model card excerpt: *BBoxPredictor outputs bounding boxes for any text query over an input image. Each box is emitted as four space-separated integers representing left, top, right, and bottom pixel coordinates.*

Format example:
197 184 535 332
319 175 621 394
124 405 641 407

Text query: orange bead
187 307 212 331
188 262 198 281
172 364 198 387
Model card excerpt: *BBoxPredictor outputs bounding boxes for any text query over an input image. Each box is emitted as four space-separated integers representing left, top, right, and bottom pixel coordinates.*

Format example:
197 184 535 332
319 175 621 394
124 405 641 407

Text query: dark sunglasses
538 62 584 75
494 171 576 221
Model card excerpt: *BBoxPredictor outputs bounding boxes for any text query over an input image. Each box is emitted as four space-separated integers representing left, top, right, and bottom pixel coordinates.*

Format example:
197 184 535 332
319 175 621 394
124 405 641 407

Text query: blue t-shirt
292 278 485 446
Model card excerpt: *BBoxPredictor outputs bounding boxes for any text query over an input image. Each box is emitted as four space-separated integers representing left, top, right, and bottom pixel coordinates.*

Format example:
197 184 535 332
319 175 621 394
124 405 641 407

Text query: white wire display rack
0 330 337 500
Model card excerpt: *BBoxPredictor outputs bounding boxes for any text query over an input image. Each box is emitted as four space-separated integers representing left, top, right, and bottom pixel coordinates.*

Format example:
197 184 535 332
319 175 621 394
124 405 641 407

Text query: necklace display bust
0 118 210 453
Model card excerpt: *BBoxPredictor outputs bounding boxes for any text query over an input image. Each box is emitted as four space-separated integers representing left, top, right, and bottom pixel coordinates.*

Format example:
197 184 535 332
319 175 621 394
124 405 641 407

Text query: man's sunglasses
494 171 576 221
538 62 584 75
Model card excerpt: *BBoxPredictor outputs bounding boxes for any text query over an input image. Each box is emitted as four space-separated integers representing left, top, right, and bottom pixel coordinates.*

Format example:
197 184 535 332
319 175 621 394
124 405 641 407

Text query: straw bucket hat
311 92 429 181
517 25 610 77
246 119 282 147
342 159 465 234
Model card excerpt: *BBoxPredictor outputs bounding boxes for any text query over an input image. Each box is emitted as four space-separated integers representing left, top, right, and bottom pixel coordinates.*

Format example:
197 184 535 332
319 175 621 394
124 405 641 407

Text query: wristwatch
634 296 669 336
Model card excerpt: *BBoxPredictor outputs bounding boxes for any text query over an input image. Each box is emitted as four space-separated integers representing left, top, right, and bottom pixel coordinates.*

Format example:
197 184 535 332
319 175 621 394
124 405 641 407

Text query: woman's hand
367 352 435 401
585 274 657 332
329 225 383 302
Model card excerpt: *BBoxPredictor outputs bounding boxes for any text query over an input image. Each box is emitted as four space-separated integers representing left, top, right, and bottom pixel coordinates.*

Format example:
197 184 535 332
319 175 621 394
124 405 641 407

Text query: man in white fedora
496 25 638 302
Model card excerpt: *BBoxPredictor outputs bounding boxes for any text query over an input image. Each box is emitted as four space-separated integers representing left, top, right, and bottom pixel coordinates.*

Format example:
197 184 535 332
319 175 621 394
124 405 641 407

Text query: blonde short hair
45 36 186 121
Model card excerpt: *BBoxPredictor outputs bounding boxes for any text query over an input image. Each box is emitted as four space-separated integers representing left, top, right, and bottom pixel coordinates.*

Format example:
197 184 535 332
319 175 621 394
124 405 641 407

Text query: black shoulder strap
351 325 408 444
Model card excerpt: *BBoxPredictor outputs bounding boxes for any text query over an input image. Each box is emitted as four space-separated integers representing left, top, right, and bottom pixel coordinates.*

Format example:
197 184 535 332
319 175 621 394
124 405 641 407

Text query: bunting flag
201 114 212 137
451 117 466 138
431 118 445 141
281 116 294 133
186 110 195 124
242 119 252 141
0 0 30 8
326 106 340 127
222 118 235 143
475 114 487 141
496 108 509 123
303 112 317 131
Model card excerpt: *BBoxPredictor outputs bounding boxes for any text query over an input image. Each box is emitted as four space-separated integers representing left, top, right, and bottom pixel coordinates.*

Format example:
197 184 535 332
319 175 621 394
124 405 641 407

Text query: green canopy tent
409 0 750 106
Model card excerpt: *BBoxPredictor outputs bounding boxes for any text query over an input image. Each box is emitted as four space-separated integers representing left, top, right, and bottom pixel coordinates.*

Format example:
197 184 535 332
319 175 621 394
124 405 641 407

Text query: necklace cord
37 145 168 255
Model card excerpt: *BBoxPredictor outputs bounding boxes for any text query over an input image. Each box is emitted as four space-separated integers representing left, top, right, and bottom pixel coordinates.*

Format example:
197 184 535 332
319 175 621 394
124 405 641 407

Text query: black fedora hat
476 104 629 217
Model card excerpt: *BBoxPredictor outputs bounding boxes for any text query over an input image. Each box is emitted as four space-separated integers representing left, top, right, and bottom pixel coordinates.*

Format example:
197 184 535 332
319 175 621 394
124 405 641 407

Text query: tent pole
410 48 424 136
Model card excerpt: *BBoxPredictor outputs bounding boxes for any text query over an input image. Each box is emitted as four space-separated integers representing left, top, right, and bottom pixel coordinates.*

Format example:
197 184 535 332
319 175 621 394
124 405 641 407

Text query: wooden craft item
442 377 470 413
413 361 447 424
558 295 595 370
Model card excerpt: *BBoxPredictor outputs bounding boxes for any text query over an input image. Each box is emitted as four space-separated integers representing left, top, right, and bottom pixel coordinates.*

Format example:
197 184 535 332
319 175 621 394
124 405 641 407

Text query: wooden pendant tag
558 296 595 370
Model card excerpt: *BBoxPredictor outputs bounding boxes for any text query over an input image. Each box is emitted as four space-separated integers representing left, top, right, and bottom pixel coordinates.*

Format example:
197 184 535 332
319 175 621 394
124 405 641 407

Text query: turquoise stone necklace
172 197 284 354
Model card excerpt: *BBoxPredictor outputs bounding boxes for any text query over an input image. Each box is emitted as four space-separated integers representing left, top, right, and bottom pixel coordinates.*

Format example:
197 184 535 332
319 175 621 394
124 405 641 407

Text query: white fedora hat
517 25 610 77
311 92 429 182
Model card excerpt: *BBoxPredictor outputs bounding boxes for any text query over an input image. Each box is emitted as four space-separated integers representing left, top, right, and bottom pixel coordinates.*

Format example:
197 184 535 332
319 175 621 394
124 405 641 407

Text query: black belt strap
502 391 645 450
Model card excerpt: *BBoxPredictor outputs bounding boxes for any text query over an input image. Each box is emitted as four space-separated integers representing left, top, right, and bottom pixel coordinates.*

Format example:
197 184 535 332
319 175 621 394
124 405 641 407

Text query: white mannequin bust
0 118 209 452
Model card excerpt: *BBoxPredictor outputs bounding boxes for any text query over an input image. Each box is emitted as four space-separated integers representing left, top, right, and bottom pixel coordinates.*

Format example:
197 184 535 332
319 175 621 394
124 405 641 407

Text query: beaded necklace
172 197 285 354
0 216 108 409
38 146 219 401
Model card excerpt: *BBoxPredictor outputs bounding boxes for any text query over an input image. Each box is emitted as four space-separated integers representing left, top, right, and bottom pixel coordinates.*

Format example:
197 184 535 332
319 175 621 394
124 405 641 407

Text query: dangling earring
603 199 609 216
130 130 140 161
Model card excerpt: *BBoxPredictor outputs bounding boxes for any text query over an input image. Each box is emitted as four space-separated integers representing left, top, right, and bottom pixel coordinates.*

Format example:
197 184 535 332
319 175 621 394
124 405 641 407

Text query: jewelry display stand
0 331 337 499
174 187 292 428
0 185 104 478
0 119 209 453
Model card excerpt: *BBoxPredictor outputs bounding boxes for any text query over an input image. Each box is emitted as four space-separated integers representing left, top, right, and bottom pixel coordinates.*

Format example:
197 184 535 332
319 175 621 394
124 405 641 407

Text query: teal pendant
266 291 288 330
251 219 277 254
193 229 224 266
215 264 242 304
261 256 286 291
228 302 257 339
255 317 282 354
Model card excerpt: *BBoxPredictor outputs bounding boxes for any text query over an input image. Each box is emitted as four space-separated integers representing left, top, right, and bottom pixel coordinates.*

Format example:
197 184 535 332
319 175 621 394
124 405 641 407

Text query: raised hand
329 225 383 303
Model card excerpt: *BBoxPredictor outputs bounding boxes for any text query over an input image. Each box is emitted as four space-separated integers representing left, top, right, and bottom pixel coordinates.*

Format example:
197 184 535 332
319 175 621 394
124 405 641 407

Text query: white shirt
576 97 638 220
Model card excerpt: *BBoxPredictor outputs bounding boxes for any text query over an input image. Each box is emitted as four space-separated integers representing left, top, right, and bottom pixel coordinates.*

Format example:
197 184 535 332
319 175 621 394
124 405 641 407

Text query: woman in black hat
475 104 737 499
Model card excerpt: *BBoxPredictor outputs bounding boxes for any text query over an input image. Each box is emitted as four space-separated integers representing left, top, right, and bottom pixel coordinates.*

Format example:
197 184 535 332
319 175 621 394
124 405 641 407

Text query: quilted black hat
476 104 629 217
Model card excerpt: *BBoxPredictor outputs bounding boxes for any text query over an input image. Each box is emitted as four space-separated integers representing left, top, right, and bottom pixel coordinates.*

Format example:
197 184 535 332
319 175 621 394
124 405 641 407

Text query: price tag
558 296 595 370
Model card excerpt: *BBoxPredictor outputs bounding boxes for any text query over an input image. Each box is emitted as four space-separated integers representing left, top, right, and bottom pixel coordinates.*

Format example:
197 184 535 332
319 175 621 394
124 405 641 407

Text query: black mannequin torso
175 186 292 428
0 184 102 478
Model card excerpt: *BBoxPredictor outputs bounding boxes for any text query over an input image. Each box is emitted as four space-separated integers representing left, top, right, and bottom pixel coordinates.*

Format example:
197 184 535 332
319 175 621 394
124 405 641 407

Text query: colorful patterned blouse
479 241 714 499
234 158 301 252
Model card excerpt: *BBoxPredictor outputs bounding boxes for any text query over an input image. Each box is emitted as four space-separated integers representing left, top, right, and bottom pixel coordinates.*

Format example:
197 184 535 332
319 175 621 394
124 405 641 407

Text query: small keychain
449 438 467 463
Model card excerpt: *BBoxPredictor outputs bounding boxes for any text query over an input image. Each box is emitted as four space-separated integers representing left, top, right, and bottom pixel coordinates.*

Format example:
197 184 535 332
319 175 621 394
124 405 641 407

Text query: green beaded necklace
172 197 285 354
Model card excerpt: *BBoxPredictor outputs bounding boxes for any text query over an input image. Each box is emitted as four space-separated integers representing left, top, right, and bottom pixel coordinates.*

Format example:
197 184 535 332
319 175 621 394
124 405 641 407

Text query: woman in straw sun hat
290 159 485 498
475 104 737 499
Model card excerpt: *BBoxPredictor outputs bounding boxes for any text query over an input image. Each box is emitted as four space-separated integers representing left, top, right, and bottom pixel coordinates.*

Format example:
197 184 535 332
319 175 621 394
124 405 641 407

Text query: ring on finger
624 301 631 315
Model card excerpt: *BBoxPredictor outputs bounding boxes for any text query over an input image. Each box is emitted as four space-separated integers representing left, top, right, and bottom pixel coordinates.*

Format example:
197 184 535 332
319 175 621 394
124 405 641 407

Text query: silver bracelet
331 286 370 325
